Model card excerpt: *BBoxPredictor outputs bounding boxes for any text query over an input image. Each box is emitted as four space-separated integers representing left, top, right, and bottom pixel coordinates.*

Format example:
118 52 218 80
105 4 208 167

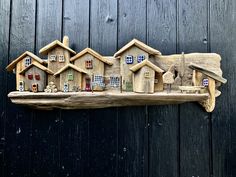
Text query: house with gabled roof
54 63 89 92
39 36 76 88
70 48 113 91
130 59 164 93
19 62 53 92
6 51 46 91
113 39 162 91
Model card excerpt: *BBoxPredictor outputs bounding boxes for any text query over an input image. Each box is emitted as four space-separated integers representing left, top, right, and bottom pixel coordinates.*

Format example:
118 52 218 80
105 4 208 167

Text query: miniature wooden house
70 48 113 91
114 39 162 91
54 64 89 92
6 51 46 91
39 36 76 88
130 60 164 93
19 62 53 92
189 63 227 112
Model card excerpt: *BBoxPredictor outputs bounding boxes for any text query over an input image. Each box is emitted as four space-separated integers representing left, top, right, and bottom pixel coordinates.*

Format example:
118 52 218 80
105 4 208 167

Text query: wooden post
91 74 94 93
120 76 122 93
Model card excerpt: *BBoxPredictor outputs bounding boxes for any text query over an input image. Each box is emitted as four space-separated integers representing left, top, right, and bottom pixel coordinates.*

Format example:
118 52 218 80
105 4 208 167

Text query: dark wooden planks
89 1 118 176
63 0 89 52
147 1 178 177
0 1 11 175
210 0 236 176
30 0 62 176
178 0 210 177
4 0 36 176
118 0 148 177
60 1 90 176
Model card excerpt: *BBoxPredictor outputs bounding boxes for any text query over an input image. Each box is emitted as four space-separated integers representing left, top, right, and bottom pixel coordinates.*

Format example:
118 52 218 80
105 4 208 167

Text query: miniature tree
163 64 175 93
179 52 186 86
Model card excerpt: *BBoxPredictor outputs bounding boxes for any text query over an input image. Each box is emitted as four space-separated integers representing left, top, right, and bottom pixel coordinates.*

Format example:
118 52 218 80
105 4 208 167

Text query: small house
6 51 46 91
130 60 164 93
19 62 54 92
70 48 113 91
39 36 76 88
189 63 227 112
113 39 162 91
54 64 89 92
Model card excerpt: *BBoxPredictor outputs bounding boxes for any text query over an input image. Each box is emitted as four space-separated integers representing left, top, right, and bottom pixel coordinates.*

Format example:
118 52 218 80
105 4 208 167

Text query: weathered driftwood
8 91 209 110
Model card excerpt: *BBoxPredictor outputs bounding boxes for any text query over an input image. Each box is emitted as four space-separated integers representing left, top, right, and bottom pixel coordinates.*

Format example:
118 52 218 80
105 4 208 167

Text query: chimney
63 36 69 47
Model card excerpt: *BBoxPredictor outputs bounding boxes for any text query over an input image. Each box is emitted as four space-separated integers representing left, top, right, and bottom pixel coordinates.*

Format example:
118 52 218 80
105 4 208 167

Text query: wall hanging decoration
6 36 227 112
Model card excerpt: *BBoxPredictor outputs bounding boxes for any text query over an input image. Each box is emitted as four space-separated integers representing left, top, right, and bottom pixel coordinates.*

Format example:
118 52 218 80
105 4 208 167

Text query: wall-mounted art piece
6 36 227 112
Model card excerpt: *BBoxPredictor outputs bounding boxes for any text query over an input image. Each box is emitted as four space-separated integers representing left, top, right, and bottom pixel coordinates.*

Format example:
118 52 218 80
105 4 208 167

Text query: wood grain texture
30 0 62 176
147 0 179 177
0 1 11 173
178 0 210 177
210 0 236 176
118 0 148 176
63 0 89 52
61 1 90 176
89 1 118 176
4 0 36 176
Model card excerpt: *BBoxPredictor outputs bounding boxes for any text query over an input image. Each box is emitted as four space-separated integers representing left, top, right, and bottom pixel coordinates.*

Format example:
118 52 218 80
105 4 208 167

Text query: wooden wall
0 0 235 176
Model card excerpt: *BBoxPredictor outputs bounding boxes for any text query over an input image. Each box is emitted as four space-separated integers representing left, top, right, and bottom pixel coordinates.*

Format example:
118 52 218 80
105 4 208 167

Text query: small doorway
85 77 91 91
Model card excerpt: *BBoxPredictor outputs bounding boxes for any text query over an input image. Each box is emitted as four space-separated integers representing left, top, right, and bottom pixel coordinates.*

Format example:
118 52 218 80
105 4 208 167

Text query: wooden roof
130 59 164 73
19 62 54 75
6 51 45 72
114 39 162 57
70 48 113 65
39 40 76 55
54 64 88 76
189 63 227 84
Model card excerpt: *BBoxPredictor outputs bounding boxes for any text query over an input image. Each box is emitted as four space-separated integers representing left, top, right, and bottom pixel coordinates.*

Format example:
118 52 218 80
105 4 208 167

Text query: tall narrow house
114 39 162 91
39 36 76 88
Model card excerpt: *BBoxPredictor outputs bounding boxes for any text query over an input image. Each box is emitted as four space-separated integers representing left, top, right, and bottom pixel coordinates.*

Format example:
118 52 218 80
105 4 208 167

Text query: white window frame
110 76 120 87
137 55 145 63
58 55 65 62
126 55 133 64
144 70 150 78
50 55 57 62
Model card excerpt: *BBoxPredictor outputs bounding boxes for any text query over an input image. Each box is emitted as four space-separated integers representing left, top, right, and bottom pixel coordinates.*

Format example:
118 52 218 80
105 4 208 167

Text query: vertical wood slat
4 0 36 176
178 0 210 177
0 1 11 176
147 1 179 177
89 1 118 176
210 0 236 176
60 0 90 177
31 0 62 176
117 0 148 177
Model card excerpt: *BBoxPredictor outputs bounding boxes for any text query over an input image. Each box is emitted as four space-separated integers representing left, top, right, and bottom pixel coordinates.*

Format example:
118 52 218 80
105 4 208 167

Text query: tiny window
28 74 33 80
110 76 120 87
50 55 56 62
137 55 145 63
68 73 74 81
25 57 31 67
35 74 40 80
59 55 65 63
85 60 93 69
126 55 133 64
94 75 103 84
202 78 209 87
144 71 150 78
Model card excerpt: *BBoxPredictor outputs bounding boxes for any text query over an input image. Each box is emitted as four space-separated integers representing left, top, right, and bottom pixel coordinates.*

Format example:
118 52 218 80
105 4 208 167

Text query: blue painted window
137 55 145 63
25 57 31 67
126 55 133 64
